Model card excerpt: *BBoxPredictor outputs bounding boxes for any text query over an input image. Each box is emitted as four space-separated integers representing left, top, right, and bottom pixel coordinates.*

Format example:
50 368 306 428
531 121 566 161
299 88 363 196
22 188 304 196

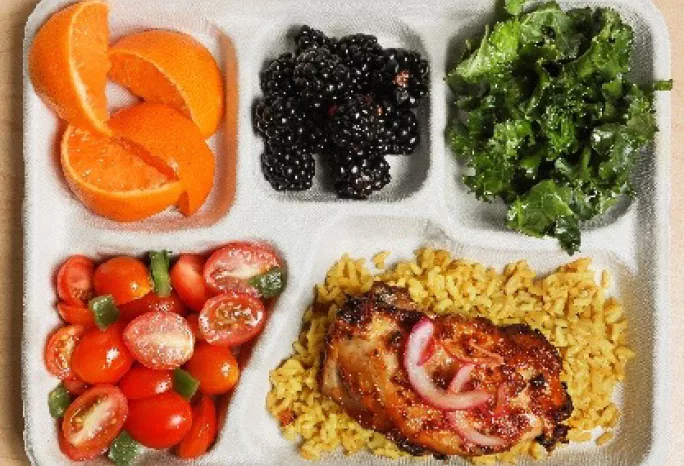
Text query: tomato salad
46 242 285 463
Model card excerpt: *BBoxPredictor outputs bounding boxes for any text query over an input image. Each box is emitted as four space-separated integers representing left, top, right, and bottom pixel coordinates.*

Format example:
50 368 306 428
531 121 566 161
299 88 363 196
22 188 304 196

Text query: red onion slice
446 410 507 448
447 364 476 393
441 340 504 366
493 384 509 417
405 319 490 411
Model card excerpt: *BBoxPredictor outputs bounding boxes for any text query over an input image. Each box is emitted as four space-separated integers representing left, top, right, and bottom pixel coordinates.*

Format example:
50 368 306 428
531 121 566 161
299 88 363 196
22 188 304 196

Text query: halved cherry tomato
45 325 85 380
185 342 239 395
203 242 281 296
57 302 95 327
71 322 134 384
57 256 95 307
123 311 194 370
177 395 217 459
63 378 89 396
119 365 173 400
62 385 128 456
199 292 265 347
93 256 151 305
186 313 204 341
170 254 214 311
59 429 106 461
125 392 192 449
118 291 188 323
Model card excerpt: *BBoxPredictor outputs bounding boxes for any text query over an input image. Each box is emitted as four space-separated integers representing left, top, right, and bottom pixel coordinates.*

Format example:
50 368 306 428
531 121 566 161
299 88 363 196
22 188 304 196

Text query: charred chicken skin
319 284 573 457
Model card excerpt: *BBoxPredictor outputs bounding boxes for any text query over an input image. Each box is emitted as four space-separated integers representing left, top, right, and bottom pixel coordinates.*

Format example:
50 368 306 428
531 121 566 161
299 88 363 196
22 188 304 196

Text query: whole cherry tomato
119 365 172 400
177 395 217 459
125 392 192 449
71 322 134 384
170 254 214 311
45 325 85 380
57 302 95 327
57 256 95 306
93 256 151 305
185 342 239 395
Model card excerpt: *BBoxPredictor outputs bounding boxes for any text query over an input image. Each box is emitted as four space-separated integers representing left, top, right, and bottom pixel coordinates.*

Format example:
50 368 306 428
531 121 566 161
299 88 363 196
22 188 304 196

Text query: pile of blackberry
255 26 429 199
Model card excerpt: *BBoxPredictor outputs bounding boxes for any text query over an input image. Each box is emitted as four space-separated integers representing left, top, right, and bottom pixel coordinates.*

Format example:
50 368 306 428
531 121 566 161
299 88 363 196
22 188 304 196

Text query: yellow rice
267 249 633 462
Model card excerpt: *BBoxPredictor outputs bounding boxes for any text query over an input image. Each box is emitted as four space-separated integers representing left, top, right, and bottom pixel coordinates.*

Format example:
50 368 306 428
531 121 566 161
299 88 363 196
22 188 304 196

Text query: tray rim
20 0 673 465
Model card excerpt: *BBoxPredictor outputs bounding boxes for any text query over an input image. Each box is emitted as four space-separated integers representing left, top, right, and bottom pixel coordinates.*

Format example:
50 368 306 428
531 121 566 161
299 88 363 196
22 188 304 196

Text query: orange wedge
108 103 216 216
29 0 110 135
61 125 183 221
109 29 225 137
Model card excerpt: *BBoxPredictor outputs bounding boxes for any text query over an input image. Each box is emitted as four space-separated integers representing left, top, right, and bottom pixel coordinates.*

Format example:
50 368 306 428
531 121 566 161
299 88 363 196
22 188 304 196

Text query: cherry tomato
125 392 192 449
118 291 188 323
185 342 239 395
119 365 173 400
177 395 217 459
203 242 281 296
93 256 151 305
45 325 85 380
198 292 265 347
59 429 106 461
57 302 95 327
123 311 194 370
57 256 95 306
63 378 89 396
71 323 134 384
170 254 214 311
62 385 128 455
186 313 204 341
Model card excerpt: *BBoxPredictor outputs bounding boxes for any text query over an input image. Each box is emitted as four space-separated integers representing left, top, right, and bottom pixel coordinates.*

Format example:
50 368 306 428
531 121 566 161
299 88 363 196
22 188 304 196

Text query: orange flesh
70 4 110 125
65 128 172 192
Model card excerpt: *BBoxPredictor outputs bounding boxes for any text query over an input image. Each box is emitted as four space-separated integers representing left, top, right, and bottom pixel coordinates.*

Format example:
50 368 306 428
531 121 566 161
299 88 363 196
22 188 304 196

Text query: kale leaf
448 1 670 254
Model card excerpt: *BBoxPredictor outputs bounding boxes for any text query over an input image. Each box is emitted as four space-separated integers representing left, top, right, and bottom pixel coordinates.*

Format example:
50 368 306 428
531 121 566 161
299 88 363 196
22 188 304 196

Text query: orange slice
108 103 216 216
109 29 225 137
29 0 110 135
61 125 183 222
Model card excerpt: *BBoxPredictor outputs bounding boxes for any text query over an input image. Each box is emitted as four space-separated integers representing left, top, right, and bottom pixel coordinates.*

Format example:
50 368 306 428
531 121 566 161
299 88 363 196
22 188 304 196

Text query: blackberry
261 144 315 191
293 47 350 110
294 26 333 54
259 53 296 97
254 95 309 148
376 48 429 107
383 105 420 154
333 153 391 199
334 34 383 93
328 95 389 157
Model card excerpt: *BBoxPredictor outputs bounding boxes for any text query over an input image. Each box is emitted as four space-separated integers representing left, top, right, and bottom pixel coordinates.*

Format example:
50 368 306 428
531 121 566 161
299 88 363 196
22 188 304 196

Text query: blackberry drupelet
294 26 333 55
333 153 391 199
259 53 296 97
261 144 315 191
383 105 420 154
328 94 389 157
377 48 429 107
334 34 383 93
293 48 350 110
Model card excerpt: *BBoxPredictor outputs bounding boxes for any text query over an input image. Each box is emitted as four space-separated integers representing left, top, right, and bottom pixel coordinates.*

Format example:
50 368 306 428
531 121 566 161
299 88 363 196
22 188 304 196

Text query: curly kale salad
447 0 672 254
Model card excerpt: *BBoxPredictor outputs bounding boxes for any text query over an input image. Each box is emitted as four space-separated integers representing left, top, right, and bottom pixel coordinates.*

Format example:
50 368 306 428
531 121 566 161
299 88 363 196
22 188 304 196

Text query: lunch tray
21 0 672 465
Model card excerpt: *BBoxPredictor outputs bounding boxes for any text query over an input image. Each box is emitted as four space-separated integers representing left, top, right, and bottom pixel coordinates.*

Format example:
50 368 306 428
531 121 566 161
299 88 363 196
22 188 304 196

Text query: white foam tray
22 0 671 465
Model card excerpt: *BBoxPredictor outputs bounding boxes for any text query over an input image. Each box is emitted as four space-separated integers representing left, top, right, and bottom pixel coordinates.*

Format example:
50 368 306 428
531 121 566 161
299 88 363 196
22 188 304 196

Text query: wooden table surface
1 1 681 465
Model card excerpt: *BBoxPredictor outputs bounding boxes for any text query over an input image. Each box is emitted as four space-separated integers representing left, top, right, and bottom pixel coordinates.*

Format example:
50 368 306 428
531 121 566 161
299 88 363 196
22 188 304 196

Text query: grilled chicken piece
319 284 573 457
